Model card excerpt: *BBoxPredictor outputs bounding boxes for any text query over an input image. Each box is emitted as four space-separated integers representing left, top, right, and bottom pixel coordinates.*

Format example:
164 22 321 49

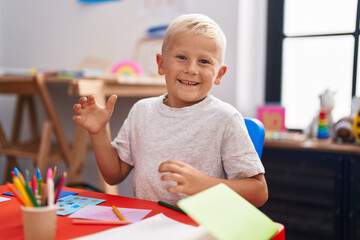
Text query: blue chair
244 118 265 159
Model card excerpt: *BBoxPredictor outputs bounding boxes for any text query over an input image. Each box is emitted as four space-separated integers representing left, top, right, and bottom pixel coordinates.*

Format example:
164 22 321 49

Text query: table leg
95 93 119 195
68 124 89 184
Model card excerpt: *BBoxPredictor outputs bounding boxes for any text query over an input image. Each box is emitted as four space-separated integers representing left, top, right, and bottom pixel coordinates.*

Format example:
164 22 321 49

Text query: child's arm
158 160 268 207
73 95 132 185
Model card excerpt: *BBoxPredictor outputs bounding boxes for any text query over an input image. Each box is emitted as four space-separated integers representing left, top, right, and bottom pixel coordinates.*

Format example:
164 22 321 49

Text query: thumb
106 94 118 111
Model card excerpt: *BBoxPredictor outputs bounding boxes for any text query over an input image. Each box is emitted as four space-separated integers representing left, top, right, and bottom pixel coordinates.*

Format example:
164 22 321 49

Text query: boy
73 13 268 207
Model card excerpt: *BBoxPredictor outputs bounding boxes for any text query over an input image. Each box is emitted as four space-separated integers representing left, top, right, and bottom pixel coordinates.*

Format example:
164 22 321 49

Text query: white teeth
179 80 198 85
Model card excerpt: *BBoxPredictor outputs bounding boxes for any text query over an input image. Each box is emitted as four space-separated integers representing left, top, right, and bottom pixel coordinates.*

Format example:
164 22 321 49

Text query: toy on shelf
334 116 354 143
353 107 360 143
257 105 286 132
317 108 329 139
111 60 143 76
305 89 335 138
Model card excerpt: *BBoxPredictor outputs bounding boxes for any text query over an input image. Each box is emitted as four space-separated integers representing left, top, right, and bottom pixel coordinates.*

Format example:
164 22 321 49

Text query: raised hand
158 160 212 196
72 94 117 134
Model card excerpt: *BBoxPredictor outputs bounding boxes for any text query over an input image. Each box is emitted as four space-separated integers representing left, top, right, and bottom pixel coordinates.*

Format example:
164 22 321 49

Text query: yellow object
353 107 360 142
13 176 33 207
28 67 37 75
112 205 126 221
178 184 278 240
17 171 26 186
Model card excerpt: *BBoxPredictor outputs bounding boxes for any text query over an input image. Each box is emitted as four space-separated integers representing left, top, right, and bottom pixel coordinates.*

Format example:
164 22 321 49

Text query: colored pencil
6 182 25 205
112 205 127 221
36 168 43 197
72 219 131 225
24 180 39 207
47 168 54 207
31 175 36 195
52 166 57 181
11 172 33 207
158 201 186 214
14 167 26 186
54 172 66 204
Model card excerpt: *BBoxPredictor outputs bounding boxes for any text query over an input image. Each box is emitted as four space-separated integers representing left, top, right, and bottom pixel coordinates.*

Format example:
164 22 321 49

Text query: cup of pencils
21 203 59 240
7 167 66 240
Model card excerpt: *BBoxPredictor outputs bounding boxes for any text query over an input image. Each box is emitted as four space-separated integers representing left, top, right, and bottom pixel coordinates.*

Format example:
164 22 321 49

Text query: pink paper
68 205 151 222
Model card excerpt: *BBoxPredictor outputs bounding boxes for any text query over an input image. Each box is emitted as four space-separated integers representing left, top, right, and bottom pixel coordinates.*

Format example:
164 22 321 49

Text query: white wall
0 0 268 196
237 0 268 117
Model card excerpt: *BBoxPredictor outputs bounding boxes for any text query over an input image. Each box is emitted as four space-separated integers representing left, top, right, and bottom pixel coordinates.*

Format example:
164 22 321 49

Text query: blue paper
57 195 105 216
59 190 78 198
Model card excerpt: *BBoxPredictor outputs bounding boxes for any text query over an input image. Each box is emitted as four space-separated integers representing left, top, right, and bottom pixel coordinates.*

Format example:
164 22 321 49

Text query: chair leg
36 120 53 175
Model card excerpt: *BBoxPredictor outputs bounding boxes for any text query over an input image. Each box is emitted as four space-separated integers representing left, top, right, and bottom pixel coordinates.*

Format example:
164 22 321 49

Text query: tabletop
0 185 284 240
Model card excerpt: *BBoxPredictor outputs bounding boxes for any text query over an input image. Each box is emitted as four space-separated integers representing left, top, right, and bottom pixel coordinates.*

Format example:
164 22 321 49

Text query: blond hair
162 13 227 64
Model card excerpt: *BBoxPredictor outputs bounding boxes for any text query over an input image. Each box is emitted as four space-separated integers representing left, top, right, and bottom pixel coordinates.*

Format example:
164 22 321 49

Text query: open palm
73 94 117 134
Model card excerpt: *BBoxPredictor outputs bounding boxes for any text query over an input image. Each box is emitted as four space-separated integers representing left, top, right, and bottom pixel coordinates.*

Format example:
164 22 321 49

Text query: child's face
156 32 227 108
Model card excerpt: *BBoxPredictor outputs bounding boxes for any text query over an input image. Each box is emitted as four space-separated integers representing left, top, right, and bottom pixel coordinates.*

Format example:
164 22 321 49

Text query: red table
0 185 284 239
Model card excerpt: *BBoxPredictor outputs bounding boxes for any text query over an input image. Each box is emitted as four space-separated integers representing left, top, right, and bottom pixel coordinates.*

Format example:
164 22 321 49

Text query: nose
184 60 199 75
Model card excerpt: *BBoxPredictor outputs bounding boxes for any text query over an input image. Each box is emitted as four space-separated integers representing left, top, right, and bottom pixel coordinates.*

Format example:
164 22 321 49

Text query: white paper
0 197 10 202
71 213 215 240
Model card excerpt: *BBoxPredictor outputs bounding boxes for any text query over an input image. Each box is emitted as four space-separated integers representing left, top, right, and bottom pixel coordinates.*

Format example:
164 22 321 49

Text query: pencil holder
21 204 59 240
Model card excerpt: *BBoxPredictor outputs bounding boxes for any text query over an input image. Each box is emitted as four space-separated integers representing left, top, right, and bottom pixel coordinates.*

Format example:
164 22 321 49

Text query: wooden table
0 74 167 195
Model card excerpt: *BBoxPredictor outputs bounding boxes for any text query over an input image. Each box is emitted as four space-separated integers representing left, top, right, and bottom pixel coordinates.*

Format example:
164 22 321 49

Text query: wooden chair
0 73 71 182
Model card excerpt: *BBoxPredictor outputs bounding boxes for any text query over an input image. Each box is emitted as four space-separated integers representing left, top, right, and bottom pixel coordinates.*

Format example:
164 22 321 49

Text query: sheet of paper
0 197 11 202
59 190 78 198
69 205 151 222
178 183 279 240
57 195 105 216
72 213 213 240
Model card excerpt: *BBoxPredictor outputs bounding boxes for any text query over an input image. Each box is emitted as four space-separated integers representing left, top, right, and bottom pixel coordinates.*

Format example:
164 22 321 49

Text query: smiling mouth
178 79 199 86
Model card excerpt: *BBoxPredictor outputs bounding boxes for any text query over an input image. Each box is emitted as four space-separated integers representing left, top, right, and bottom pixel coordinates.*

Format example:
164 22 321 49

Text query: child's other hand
72 94 117 134
158 160 210 196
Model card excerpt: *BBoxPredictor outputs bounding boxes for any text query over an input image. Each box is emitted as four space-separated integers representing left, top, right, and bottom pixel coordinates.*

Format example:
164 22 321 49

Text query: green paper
178 184 278 240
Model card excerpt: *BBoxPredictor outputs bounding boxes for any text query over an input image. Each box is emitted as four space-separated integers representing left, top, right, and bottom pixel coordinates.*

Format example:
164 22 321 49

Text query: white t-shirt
111 94 264 204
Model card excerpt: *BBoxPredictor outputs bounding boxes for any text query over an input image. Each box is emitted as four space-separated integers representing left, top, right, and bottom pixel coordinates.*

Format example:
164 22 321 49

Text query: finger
158 162 184 173
161 173 183 183
79 97 88 108
158 159 185 169
73 103 82 113
72 115 81 122
162 159 187 167
88 95 96 105
106 94 118 111
167 184 185 194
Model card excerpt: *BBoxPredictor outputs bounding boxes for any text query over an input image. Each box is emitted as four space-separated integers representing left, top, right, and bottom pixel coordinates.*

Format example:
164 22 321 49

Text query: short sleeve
111 115 134 167
221 114 265 179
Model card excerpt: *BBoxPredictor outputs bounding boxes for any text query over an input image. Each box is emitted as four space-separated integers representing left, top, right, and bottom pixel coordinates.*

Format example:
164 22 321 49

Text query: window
266 0 360 130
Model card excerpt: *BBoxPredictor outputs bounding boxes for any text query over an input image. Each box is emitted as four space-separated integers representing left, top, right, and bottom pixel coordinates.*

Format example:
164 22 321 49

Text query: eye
199 59 209 64
177 55 186 60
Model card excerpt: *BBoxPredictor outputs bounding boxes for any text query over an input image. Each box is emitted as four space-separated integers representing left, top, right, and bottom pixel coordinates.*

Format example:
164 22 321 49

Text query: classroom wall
0 0 268 197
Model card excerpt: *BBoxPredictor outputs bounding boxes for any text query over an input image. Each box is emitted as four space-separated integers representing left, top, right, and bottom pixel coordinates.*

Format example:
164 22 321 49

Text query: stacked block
353 107 360 143
317 108 329 139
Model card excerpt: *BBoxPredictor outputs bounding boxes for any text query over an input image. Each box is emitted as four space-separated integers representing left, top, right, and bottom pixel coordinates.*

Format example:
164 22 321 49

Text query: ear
214 65 227 85
156 54 165 75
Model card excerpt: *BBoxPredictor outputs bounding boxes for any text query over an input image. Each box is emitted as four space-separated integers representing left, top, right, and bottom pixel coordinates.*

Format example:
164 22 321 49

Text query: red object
319 108 326 119
31 176 36 195
0 185 285 240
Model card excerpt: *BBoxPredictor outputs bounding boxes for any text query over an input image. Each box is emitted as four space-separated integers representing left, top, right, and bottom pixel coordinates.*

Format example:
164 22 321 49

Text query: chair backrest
244 117 265 159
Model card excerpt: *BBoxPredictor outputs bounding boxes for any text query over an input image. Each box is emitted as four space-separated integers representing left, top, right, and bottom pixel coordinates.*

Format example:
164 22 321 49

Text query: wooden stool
0 73 71 181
